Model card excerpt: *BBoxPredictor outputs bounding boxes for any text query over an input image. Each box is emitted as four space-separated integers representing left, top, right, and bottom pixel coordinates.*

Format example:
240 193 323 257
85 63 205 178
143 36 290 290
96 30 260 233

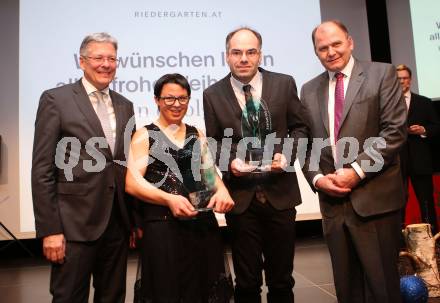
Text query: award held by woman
241 96 275 172
188 140 216 212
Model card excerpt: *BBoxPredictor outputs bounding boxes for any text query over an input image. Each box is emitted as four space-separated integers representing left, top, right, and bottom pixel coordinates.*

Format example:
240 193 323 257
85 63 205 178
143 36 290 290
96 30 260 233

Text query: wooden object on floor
400 223 440 297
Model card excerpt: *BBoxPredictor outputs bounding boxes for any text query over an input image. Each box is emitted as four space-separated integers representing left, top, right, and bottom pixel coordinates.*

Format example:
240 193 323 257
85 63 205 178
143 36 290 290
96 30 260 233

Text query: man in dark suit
397 64 440 233
31 32 135 302
300 21 407 303
203 27 308 303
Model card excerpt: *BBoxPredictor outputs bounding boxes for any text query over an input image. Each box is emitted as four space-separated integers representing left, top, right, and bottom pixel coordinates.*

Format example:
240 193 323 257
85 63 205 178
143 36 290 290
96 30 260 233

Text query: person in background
397 63 440 234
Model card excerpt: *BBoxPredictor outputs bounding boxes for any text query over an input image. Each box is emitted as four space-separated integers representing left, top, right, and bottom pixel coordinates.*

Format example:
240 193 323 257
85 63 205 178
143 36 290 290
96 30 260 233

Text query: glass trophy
241 97 274 173
189 141 216 212
188 189 214 212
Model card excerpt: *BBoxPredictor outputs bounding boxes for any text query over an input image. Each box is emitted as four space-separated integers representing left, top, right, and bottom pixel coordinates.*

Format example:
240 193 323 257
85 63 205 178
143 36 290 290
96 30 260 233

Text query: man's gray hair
79 32 118 56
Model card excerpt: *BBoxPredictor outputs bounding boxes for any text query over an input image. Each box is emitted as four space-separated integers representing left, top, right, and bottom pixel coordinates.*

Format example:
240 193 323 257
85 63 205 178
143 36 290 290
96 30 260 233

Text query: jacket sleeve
354 64 407 178
31 91 64 238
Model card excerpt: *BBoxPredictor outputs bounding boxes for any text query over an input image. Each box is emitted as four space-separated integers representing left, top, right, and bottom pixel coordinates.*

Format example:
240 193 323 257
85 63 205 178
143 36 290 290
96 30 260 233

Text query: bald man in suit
203 27 308 302
300 21 406 303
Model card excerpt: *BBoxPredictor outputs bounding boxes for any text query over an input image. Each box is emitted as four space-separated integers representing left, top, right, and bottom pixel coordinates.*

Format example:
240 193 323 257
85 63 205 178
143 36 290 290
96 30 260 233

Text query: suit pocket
57 182 88 195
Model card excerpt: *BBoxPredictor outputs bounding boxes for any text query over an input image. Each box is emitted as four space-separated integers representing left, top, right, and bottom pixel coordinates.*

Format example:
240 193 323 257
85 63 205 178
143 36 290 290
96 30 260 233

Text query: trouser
50 202 128 303
323 201 402 303
226 198 296 303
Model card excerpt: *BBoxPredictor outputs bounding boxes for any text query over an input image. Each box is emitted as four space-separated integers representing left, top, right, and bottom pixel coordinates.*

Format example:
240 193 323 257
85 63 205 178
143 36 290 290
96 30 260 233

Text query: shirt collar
328 56 355 80
81 77 110 96
230 70 262 92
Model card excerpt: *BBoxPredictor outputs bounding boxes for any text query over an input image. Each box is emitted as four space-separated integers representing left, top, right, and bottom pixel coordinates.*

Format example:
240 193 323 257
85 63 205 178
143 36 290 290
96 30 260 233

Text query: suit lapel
110 91 124 158
260 69 276 132
221 74 244 121
260 68 272 106
340 61 364 127
407 94 415 123
317 73 330 136
72 81 113 159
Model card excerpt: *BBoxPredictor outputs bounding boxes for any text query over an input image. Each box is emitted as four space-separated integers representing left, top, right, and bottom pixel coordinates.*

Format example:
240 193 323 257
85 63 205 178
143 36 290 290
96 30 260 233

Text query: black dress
134 123 233 303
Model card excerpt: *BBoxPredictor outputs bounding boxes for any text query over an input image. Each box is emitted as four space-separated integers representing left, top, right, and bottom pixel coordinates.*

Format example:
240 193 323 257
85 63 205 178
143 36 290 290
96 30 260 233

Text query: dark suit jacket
32 80 135 241
432 102 440 172
203 68 308 214
300 60 407 218
401 93 440 176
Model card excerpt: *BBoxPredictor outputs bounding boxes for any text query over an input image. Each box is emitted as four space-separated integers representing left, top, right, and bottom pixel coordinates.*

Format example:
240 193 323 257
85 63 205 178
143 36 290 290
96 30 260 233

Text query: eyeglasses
83 56 118 64
158 95 190 106
229 49 260 59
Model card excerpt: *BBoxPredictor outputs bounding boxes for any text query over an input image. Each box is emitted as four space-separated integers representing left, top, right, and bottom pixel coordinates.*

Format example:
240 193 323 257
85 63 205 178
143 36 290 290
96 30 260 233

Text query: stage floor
1 233 439 302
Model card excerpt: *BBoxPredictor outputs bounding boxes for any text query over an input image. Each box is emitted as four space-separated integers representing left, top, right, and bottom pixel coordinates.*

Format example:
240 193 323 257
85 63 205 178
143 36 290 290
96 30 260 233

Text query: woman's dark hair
154 73 191 98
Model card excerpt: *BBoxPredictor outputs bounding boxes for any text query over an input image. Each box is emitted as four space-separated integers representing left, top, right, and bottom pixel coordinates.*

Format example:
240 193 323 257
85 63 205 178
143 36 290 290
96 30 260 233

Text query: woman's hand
207 187 235 213
167 194 198 218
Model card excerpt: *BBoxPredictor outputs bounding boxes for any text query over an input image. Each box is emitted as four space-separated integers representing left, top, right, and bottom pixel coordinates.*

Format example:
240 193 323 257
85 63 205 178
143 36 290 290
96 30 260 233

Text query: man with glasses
203 27 308 303
32 32 135 302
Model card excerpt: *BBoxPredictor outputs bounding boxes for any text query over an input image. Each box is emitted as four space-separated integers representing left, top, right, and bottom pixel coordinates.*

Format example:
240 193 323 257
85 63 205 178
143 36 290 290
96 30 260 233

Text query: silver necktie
94 91 114 154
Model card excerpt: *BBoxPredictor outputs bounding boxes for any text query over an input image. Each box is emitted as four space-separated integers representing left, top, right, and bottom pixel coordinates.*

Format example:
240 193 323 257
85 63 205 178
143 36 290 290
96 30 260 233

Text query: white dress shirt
313 56 365 187
404 91 411 110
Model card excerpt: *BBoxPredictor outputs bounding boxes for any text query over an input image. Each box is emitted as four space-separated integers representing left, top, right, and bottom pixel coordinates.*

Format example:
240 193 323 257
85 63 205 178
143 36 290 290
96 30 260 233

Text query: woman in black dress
126 73 234 303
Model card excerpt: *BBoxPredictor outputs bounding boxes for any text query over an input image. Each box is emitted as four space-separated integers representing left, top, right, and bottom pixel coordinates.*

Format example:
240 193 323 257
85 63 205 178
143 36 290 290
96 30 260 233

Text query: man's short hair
311 20 349 48
225 27 262 52
396 64 412 78
79 32 118 56
154 73 191 98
